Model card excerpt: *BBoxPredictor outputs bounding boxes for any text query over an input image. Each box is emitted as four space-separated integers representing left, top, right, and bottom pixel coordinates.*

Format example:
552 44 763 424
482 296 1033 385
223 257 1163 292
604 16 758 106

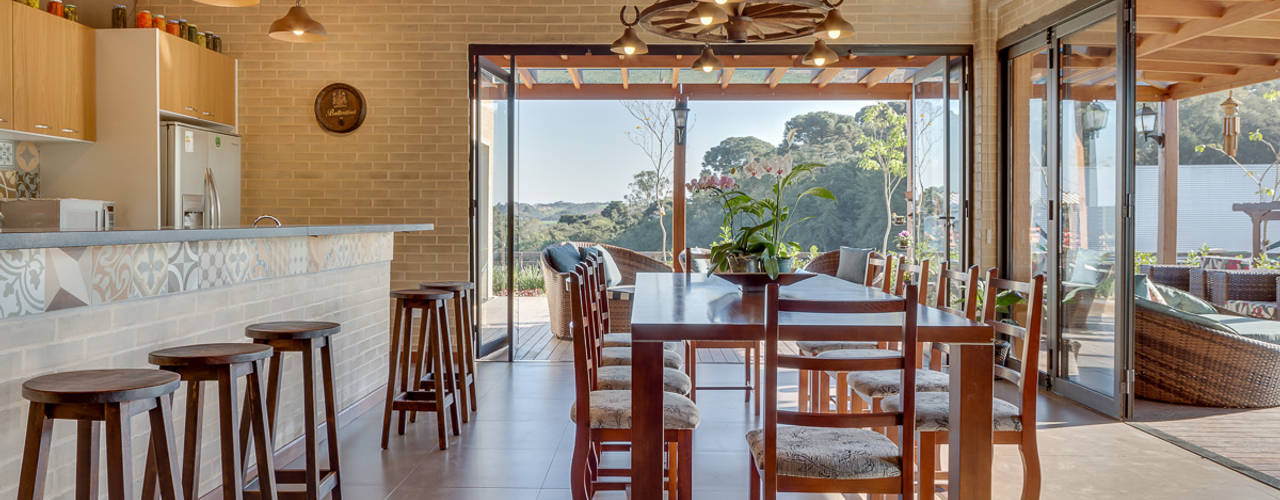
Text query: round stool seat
392 288 453 301
149 343 273 367
418 281 475 292
23 369 180 404
245 321 341 341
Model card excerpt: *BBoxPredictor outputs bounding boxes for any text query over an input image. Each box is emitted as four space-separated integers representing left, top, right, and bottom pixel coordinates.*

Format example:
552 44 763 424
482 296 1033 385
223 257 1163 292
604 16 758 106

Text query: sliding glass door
912 55 970 268
471 56 516 360
1002 1 1135 417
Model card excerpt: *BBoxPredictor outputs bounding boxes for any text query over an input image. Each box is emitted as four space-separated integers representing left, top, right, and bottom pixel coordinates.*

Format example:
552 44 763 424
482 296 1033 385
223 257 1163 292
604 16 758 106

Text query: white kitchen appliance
0 199 115 231
161 123 241 229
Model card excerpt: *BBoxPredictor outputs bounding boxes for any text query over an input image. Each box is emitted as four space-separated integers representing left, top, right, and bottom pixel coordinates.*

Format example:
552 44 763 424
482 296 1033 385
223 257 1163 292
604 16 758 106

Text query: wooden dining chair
680 248 762 414
747 283 919 500
885 273 1046 500
582 255 686 372
799 251 896 413
567 263 697 500
895 255 932 304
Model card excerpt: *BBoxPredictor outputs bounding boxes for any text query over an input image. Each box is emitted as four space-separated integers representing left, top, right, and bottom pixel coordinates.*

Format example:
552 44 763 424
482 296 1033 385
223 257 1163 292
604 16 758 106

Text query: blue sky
508 100 876 204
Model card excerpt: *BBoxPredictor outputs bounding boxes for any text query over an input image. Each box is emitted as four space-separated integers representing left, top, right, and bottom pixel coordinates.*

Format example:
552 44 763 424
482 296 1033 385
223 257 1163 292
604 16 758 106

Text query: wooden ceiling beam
671 68 680 89
1138 0 1280 57
1138 60 1239 76
1139 70 1206 83
503 83 915 101
862 67 896 88
720 68 735 89
1136 0 1224 19
1137 18 1183 35
498 54 934 69
621 68 629 89
1141 48 1279 66
1165 35 1280 53
567 68 581 89
1212 19 1280 39
766 67 788 88
518 68 535 89
813 68 842 88
1168 62 1280 99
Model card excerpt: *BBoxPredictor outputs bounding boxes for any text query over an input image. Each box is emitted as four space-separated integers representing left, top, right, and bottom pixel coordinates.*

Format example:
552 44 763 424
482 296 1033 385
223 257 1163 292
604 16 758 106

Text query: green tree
854 102 909 252
701 136 775 175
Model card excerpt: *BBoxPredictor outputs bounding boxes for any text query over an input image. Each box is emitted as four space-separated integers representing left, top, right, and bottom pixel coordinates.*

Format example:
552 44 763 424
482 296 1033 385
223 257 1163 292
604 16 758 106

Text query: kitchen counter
0 223 434 250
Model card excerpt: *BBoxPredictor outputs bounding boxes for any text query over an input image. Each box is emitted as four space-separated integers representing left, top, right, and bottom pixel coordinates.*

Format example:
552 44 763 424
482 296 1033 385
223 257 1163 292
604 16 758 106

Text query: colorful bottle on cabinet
136 9 150 29
111 4 127 28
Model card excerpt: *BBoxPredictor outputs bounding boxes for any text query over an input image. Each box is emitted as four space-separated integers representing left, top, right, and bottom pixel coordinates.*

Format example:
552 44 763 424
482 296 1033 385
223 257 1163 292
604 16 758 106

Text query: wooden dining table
628 272 996 499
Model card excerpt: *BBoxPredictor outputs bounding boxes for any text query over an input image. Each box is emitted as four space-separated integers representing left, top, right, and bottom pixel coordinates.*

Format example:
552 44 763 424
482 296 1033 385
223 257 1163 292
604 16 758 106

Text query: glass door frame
910 55 973 268
469 51 517 361
998 0 1136 418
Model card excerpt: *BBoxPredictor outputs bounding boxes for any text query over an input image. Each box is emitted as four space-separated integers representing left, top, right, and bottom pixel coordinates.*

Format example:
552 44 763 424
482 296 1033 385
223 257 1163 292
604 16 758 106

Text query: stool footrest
244 469 338 500
391 391 454 412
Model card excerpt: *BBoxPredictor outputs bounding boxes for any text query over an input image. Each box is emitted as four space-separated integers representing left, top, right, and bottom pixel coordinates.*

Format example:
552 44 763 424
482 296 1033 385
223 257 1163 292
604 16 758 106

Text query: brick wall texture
0 262 391 498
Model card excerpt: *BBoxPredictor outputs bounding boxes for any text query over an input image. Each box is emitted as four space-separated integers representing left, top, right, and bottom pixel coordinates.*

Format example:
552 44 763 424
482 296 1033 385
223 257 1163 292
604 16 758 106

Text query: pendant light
268 0 327 43
685 2 728 26
692 45 723 73
193 0 258 7
700 0 745 4
802 39 839 67
1221 90 1242 158
611 7 648 56
815 8 854 39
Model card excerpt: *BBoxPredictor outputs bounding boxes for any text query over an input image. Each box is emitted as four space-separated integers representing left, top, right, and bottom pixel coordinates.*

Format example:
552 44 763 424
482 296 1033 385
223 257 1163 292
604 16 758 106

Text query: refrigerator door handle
204 168 222 228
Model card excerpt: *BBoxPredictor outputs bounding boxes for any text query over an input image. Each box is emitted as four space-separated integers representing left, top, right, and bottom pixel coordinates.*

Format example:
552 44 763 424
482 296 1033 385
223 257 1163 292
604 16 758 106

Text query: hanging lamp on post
268 0 328 43
1221 91 1242 158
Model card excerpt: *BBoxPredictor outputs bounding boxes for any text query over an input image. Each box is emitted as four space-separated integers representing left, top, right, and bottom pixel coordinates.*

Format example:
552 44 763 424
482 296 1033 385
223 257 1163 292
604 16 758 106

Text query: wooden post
1158 99 1179 264
673 97 688 271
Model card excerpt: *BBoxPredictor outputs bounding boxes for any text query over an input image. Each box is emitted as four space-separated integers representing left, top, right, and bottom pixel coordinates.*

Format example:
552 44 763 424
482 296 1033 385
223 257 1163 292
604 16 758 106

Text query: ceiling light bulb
827 29 841 39
268 2 328 43
803 39 839 67
691 45 723 73
624 46 636 55
813 57 826 66
685 3 727 26
715 0 727 3
610 27 648 56
702 64 713 72
293 29 304 35
700 15 713 25
816 9 855 40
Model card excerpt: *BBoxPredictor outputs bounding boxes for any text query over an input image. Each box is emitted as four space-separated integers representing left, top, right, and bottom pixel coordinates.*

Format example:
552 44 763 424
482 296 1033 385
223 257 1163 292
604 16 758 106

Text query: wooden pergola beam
1167 62 1280 99
1141 49 1279 67
671 68 680 89
502 82 915 100
1138 60 1239 76
1137 0 1224 19
862 67 896 88
1213 19 1280 40
1139 1 1280 57
1158 99 1179 264
621 68 629 89
1165 35 1280 54
495 54 934 69
720 68 735 89
766 67 788 88
567 68 581 89
518 68 535 89
1140 70 1206 83
813 68 842 88
1137 18 1183 35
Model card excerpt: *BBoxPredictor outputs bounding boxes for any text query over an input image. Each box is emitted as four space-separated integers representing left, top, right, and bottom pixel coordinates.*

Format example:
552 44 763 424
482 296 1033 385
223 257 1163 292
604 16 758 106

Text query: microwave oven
0 199 116 231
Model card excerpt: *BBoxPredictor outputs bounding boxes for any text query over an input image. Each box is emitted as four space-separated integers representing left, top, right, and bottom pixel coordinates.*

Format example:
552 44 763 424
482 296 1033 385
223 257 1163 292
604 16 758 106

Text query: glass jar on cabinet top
111 4 127 28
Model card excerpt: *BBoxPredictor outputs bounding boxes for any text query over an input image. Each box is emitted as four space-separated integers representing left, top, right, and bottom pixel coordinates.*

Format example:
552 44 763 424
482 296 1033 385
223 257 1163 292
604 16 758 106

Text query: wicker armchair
802 250 841 276
542 242 671 339
1140 264 1193 291
1135 300 1280 408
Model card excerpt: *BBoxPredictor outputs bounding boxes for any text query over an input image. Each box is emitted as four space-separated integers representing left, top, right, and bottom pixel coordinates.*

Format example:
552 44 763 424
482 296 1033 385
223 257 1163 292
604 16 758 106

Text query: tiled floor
330 362 1280 499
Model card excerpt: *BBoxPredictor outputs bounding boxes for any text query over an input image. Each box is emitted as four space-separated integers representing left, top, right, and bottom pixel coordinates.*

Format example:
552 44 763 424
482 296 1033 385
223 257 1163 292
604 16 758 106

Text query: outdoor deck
1133 400 1280 489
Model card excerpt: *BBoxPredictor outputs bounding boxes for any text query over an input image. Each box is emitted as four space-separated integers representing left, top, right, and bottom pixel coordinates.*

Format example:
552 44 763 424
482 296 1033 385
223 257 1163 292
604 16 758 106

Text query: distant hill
495 201 608 221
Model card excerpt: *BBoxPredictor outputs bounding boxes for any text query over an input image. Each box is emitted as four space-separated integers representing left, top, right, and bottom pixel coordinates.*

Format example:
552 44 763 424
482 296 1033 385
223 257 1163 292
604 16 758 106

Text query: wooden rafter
495 55 934 69
621 68 629 89
1170 35 1280 54
1214 20 1280 40
813 68 841 88
767 67 788 88
1140 70 1206 83
1138 60 1239 76
671 68 680 89
1137 18 1183 35
1137 0 1224 19
567 68 581 89
1141 49 1278 67
1168 62 1280 99
518 68 535 89
720 68 735 89
861 67 896 88
1138 1 1280 57
499 83 916 101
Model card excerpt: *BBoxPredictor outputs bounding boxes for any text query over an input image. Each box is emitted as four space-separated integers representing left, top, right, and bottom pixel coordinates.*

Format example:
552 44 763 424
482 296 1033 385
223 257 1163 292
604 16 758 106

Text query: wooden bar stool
242 321 343 500
381 288 461 450
142 344 278 500
19 369 184 500
419 280 478 420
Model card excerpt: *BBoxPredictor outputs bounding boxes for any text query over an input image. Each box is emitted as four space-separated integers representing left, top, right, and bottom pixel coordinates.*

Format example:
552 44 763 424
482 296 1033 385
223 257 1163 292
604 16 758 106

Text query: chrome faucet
253 215 282 228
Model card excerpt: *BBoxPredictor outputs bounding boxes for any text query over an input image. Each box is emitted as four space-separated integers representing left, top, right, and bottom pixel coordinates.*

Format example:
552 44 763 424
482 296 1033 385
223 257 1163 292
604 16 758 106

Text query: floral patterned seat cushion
599 347 684 370
847 369 951 399
797 340 880 356
816 349 903 375
595 365 692 395
569 390 700 430
601 333 682 351
744 425 902 480
881 392 1022 432
1224 300 1279 320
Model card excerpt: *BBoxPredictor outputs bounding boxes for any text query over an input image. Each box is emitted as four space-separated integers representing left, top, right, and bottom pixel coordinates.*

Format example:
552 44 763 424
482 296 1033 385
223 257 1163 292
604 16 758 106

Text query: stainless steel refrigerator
160 123 241 229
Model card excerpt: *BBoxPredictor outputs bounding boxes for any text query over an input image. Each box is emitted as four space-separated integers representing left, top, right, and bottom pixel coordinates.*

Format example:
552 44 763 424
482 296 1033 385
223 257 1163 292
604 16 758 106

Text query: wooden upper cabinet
10 7 94 140
0 1 13 130
159 32 235 127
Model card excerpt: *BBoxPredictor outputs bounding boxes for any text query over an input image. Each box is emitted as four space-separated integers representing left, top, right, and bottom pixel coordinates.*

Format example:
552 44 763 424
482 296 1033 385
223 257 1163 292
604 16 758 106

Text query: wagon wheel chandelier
610 0 853 72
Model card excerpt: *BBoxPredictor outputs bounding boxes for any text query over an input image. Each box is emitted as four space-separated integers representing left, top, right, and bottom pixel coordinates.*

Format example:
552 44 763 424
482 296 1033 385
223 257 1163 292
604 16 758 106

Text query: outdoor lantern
611 27 648 56
1221 91 1242 158
1081 101 1109 137
268 0 327 43
692 45 724 73
816 8 854 39
1137 103 1164 146
802 39 839 67
685 2 728 26
673 100 690 146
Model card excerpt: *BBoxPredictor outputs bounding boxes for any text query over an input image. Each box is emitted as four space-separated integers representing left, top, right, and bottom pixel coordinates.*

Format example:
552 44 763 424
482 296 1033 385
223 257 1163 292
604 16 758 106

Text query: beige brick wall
135 0 976 289
0 262 391 498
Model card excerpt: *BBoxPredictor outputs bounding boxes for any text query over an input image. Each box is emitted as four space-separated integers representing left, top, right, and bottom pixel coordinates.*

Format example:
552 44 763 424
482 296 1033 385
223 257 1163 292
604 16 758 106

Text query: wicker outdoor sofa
1135 298 1280 408
541 242 671 339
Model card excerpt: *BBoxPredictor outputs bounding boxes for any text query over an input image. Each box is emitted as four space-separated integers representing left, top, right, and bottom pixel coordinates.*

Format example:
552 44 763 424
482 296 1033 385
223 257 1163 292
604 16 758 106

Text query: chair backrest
580 255 611 359
567 265 601 413
980 273 1046 421
894 256 931 304
678 247 711 274
864 252 893 294
935 263 982 320
759 283 917 496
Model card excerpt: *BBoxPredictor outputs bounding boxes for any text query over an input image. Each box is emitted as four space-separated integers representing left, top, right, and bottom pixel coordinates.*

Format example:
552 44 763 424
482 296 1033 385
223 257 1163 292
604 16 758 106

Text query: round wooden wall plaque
314 83 367 134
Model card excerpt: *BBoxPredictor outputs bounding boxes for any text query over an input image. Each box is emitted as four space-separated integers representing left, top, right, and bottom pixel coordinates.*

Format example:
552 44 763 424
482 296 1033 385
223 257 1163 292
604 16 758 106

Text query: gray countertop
0 223 434 250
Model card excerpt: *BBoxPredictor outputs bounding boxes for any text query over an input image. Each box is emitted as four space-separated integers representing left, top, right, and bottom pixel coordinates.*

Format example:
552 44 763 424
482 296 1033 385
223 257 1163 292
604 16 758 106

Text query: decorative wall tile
88 245 133 305
15 142 38 173
0 249 46 318
0 169 17 199
166 241 200 293
16 172 38 198
0 141 14 167
44 247 90 311
131 244 168 298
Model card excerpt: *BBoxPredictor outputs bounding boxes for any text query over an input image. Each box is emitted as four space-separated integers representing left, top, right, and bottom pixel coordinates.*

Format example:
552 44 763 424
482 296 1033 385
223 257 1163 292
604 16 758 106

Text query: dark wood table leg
949 342 994 500
631 341 665 500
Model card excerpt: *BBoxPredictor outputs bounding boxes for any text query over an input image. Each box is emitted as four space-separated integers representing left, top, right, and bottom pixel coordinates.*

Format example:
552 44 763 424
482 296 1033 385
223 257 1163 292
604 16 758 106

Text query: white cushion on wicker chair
847 369 951 399
881 392 1023 432
601 333 682 351
797 340 879 356
570 390 700 430
596 365 692 395
745 425 902 480
600 347 684 370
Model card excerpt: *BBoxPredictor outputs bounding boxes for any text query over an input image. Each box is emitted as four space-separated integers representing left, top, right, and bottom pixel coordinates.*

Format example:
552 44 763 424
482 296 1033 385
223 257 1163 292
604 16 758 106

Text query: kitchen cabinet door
158 32 200 118
200 49 236 126
0 2 14 130
12 6 63 135
58 20 94 141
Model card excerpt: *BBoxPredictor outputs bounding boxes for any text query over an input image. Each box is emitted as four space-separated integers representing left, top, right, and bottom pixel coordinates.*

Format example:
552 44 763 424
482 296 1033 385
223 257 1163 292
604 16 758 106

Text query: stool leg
104 402 134 500
382 299 405 448
449 295 470 424
301 341 322 499
321 340 343 500
247 358 279 499
410 305 431 425
18 402 52 500
435 301 461 435
148 397 183 500
463 289 478 413
76 420 100 500
182 382 205 500
427 303 450 449
217 367 246 500
397 307 415 436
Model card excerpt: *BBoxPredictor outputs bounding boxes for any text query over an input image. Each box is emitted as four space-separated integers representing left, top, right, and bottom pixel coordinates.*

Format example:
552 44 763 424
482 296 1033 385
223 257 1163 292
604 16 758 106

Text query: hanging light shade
692 45 723 73
802 39 839 67
268 1 327 43
699 0 745 4
1221 90 1242 158
611 27 648 55
193 0 258 7
685 2 728 26
816 9 854 40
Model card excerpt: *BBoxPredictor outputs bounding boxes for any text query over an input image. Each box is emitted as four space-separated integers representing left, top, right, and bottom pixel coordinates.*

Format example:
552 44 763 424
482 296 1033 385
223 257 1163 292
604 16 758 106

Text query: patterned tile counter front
0 232 395 320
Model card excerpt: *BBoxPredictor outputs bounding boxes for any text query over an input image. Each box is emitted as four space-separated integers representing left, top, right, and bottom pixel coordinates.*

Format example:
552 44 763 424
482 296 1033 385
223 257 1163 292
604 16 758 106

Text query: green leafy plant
1134 251 1157 274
